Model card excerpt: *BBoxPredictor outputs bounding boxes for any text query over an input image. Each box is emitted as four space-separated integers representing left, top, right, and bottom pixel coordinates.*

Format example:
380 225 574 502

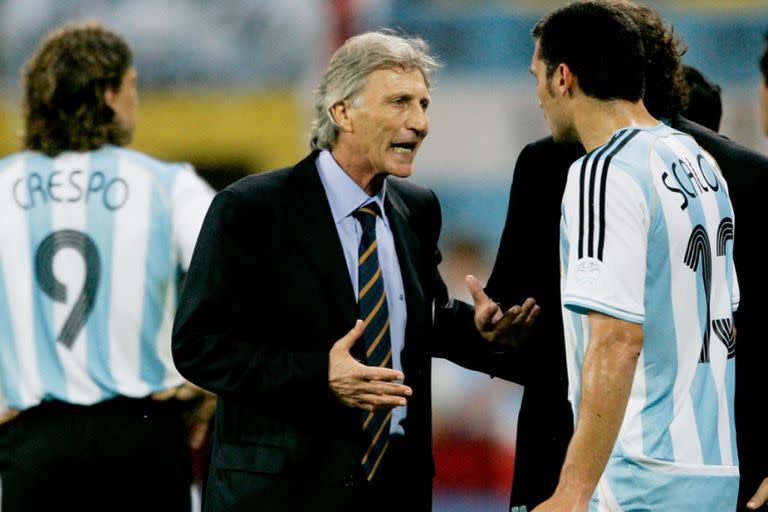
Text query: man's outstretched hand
329 320 412 412
466 274 540 348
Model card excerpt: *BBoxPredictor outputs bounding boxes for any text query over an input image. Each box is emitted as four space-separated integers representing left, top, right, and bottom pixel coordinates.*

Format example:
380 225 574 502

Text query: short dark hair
532 1 645 102
23 21 133 156
760 32 768 86
681 65 722 132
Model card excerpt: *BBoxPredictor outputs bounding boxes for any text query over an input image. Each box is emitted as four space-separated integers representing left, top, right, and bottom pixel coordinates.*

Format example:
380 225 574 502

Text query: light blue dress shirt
316 150 408 435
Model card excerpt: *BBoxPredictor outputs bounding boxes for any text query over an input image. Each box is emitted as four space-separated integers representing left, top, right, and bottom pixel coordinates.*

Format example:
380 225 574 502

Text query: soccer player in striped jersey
529 2 738 511
0 22 215 510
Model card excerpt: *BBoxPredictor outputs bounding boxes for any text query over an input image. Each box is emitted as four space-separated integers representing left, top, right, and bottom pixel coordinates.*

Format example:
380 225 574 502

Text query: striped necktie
353 202 392 483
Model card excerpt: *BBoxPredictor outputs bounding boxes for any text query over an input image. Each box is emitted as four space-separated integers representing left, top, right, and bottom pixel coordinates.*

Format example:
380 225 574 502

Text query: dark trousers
0 397 193 512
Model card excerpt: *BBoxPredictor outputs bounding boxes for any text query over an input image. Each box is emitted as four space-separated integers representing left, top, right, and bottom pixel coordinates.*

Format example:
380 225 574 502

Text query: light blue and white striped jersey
0 145 214 415
560 124 739 511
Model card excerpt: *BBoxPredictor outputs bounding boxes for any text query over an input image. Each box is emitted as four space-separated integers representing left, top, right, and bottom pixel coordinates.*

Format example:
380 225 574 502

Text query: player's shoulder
0 150 34 172
568 127 657 190
575 126 646 165
106 145 193 177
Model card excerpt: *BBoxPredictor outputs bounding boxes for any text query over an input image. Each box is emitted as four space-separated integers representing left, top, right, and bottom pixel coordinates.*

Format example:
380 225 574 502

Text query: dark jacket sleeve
416 188 524 375
171 188 328 402
483 139 583 385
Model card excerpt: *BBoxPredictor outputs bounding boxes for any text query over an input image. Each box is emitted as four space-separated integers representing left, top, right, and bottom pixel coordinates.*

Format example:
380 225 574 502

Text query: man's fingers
465 275 491 306
468 277 501 331
365 365 406 383
333 320 364 351
368 381 413 397
747 478 768 509
493 310 520 332
151 388 177 401
487 298 540 338
358 392 408 409
475 302 500 331
491 305 506 324
503 298 539 325
513 298 539 325
525 303 541 325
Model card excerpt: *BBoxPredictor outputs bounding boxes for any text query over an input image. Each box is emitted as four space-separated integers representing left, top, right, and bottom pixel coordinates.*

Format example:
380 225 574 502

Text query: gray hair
310 30 441 150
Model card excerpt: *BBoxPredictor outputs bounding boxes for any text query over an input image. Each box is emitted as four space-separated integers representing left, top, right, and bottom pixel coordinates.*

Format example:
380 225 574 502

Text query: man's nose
407 104 428 135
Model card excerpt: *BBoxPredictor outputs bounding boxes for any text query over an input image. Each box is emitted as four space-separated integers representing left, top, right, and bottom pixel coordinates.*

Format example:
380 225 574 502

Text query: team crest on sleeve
574 258 602 288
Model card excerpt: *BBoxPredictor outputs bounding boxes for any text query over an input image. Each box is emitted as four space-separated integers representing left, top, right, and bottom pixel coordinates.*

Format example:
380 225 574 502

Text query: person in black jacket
489 3 768 510
741 30 768 512
681 64 723 132
171 29 537 512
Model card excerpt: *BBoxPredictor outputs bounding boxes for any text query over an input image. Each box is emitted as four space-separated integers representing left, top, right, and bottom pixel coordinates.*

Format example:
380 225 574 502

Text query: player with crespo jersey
0 22 215 511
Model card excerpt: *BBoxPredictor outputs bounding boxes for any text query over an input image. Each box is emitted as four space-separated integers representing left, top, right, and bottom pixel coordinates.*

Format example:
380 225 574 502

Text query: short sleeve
561 157 650 324
172 165 215 270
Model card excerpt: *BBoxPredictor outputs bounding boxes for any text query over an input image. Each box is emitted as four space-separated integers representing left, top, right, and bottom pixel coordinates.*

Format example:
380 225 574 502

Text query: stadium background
1 1 766 509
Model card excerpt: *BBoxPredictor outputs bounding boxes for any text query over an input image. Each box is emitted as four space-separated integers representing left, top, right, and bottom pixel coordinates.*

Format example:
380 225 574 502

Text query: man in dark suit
741 31 768 512
171 30 537 512
489 3 768 510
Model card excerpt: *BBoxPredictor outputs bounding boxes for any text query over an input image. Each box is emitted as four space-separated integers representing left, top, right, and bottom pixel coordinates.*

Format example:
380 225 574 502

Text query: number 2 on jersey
34 229 101 349
684 219 735 363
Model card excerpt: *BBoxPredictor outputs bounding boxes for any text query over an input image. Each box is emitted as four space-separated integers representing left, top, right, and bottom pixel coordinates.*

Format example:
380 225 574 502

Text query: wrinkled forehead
359 65 429 94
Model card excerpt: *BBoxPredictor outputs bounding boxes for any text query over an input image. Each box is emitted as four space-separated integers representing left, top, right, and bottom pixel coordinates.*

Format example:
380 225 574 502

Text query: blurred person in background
488 1 768 510
741 31 768 512
171 29 537 512
681 64 723 132
0 22 215 511
529 2 738 510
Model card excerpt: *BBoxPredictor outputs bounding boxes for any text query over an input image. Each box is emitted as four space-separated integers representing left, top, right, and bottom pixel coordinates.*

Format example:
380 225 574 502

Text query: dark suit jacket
171 151 496 511
487 118 768 511
484 137 582 508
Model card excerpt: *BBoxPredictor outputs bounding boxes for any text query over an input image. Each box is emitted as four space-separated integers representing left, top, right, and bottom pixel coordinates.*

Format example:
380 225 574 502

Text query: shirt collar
316 149 389 227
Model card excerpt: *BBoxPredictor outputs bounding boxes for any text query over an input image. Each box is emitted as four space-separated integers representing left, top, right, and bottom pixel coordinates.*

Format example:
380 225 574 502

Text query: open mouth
391 141 417 154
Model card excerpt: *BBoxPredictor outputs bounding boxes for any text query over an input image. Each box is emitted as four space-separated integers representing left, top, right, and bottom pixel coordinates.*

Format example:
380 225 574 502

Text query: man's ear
330 100 353 133
556 63 576 97
104 87 117 111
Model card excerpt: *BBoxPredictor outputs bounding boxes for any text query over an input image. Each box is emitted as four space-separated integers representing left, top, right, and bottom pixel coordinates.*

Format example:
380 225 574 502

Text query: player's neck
575 97 658 152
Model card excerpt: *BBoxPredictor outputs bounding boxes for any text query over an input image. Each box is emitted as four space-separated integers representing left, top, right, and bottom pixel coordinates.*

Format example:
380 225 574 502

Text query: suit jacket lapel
288 153 357 325
385 180 426 342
